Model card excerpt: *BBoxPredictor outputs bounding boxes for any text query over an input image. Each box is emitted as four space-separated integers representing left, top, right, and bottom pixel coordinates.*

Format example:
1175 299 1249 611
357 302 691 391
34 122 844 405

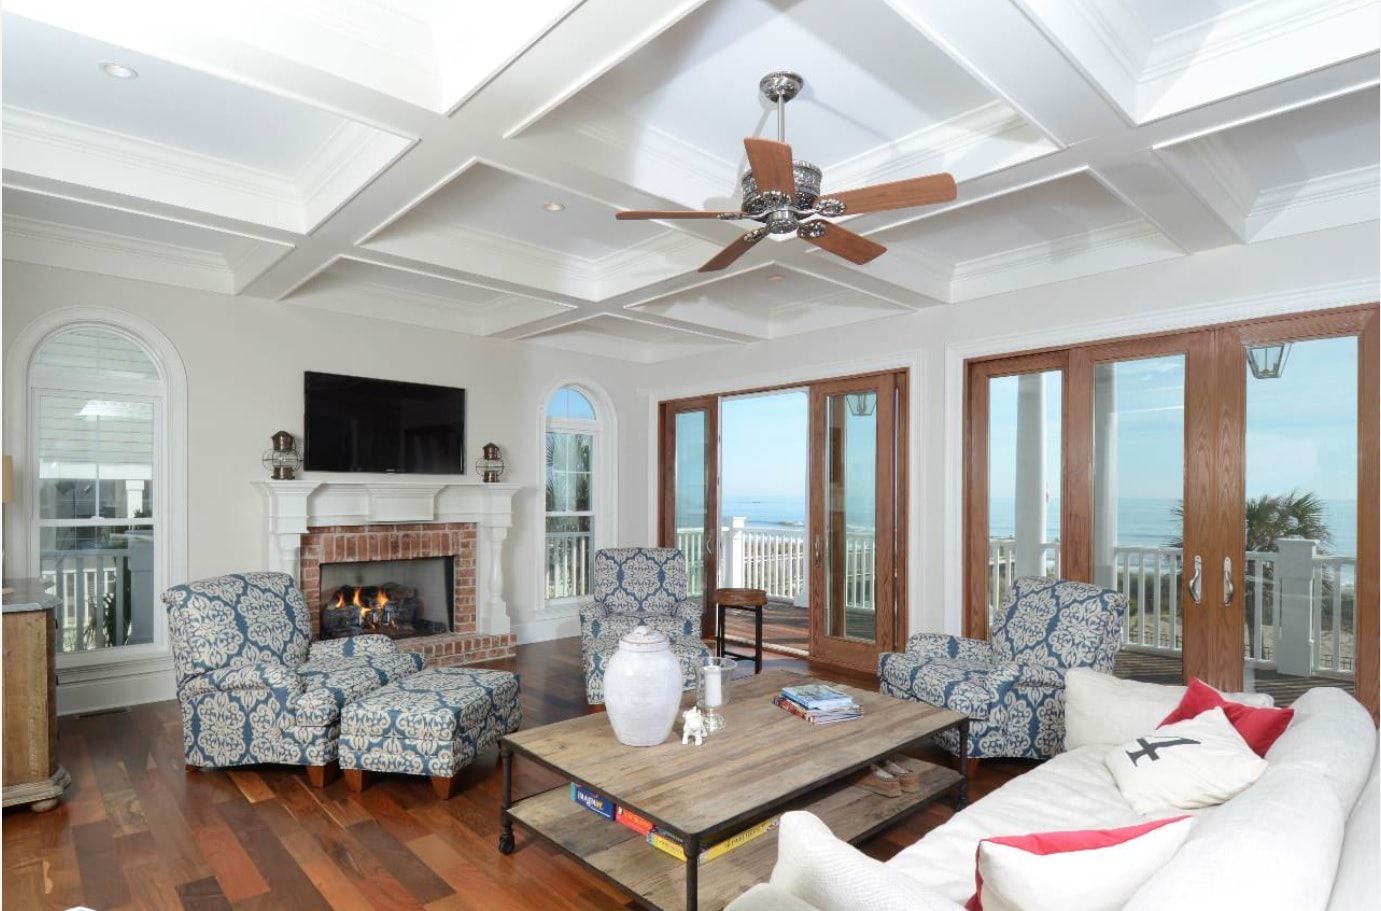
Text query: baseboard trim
56 655 176 715
514 612 580 645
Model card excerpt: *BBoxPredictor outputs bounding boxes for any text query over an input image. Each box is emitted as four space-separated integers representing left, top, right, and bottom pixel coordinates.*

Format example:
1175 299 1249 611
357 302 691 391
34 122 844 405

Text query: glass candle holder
696 657 737 733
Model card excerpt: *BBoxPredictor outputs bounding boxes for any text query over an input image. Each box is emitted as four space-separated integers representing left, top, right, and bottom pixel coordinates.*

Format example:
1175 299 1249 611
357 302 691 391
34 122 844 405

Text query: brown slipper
882 757 920 793
853 763 902 798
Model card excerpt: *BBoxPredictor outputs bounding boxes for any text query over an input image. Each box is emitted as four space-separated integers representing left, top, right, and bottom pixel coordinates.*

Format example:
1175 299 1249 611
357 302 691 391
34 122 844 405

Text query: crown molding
1141 0 1375 81
2 106 411 233
1246 163 1381 241
3 214 235 293
952 219 1180 300
1253 163 1381 216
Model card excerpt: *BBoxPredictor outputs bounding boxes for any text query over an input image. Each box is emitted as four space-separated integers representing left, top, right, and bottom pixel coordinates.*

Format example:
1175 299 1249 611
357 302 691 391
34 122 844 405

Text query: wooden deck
721 601 875 656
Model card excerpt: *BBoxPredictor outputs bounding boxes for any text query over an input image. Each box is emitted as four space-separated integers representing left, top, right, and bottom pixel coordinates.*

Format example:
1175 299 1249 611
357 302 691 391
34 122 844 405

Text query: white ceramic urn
603 625 683 746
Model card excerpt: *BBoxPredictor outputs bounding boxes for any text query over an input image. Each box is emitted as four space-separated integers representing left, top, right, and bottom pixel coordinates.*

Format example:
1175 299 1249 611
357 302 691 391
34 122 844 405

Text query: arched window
544 385 600 602
28 326 165 654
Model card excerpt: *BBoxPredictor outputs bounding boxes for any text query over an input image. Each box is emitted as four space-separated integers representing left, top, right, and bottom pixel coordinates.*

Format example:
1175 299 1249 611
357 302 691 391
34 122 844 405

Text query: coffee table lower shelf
506 757 963 911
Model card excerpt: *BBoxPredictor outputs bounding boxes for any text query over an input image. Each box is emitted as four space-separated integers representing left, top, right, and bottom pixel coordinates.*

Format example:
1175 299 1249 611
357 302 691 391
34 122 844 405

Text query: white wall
4 219 1376 685
622 220 1381 638
1 260 645 653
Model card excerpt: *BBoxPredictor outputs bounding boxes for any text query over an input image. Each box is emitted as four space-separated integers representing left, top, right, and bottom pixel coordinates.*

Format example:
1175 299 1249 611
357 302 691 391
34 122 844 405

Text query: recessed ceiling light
99 62 139 80
767 274 784 282
542 201 565 212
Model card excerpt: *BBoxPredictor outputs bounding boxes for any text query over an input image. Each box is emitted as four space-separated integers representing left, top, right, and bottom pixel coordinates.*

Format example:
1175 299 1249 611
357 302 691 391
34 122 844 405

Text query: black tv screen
304 372 465 474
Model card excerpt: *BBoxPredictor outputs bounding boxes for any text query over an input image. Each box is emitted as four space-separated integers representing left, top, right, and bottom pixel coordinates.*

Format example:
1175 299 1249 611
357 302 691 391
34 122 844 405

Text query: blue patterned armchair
878 577 1126 761
579 548 711 704
163 572 424 780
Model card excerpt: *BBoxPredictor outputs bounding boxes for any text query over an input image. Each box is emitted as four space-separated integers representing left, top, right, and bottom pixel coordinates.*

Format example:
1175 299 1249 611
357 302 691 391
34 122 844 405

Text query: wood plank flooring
2 638 1033 910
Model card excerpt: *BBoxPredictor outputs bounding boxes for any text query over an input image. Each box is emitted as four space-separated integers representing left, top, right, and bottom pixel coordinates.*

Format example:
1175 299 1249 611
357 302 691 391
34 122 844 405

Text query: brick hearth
298 522 516 666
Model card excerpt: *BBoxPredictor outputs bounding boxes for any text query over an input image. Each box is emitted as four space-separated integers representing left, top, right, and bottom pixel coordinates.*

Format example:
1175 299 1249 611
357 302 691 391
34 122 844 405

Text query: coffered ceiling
3 0 1377 362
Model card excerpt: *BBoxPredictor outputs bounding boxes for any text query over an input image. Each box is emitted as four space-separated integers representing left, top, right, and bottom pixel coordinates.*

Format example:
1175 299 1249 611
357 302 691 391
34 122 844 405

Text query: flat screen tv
304 371 465 474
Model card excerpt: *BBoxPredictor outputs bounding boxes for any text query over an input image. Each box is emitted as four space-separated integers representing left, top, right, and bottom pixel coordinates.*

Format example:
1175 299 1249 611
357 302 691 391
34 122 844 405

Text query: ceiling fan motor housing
740 160 821 216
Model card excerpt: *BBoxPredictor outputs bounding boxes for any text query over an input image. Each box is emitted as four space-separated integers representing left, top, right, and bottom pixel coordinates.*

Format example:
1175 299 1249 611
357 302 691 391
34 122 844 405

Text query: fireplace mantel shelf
254 475 520 636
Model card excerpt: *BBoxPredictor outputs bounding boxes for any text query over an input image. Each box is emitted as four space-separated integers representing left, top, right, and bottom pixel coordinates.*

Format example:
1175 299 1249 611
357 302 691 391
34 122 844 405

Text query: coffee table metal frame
496 710 968 911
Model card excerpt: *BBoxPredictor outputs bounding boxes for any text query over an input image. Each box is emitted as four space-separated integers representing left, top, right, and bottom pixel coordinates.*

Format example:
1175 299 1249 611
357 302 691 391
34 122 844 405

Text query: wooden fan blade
699 230 766 272
615 210 742 220
827 173 956 215
744 138 795 196
798 221 886 265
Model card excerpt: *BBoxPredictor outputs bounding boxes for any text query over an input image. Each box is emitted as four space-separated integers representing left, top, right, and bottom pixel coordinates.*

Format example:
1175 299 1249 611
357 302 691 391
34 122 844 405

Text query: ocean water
706 495 1359 556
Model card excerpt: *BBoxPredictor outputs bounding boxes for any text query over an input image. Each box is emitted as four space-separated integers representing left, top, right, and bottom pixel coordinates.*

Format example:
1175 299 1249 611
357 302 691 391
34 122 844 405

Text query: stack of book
773 683 863 725
568 784 777 863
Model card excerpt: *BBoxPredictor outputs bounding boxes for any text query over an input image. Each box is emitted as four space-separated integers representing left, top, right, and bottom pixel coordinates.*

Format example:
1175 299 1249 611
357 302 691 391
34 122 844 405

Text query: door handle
1188 555 1203 605
813 537 822 565
706 534 714 556
1222 556 1234 607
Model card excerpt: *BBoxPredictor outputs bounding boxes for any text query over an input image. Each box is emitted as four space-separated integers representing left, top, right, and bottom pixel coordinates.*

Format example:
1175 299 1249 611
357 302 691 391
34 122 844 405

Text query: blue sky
987 335 1359 502
683 336 1359 534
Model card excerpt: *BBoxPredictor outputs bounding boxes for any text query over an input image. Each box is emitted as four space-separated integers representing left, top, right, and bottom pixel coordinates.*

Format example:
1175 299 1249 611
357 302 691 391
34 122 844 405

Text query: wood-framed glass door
963 304 1378 718
1073 332 1216 688
808 372 903 672
658 397 718 631
1222 308 1378 700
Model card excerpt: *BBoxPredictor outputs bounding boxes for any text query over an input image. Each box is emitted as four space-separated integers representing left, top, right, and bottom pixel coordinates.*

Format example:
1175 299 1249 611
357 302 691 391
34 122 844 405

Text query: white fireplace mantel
253 474 521 636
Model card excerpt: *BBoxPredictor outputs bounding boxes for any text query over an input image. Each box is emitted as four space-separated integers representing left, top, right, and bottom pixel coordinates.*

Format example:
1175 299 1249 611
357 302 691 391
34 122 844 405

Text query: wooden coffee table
497 670 968 911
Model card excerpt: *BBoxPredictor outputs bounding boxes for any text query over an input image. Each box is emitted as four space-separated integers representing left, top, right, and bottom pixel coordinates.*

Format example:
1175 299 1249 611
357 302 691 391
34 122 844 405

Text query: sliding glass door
659 370 908 670
965 305 1378 716
659 397 718 630
1228 311 1377 701
809 373 904 671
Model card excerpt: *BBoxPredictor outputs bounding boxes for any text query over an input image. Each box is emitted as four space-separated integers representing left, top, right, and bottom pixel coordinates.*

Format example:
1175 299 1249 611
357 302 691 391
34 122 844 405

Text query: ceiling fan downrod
758 71 803 142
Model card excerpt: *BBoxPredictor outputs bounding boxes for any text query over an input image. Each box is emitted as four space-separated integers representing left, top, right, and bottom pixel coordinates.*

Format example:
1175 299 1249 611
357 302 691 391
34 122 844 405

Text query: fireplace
319 556 453 639
294 520 515 668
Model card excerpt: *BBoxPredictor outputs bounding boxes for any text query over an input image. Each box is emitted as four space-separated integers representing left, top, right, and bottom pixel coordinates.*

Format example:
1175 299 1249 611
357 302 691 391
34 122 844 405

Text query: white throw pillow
1065 668 1274 751
1105 708 1268 815
768 811 965 911
973 816 1195 911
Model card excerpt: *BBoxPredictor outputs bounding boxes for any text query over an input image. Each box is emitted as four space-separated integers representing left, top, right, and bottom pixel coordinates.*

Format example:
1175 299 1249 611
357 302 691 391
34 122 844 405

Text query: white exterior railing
674 520 875 611
40 548 131 653
545 531 593 600
986 537 1356 678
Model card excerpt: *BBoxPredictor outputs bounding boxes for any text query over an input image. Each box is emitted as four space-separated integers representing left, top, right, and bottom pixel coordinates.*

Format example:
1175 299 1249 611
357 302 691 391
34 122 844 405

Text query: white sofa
728 671 1379 911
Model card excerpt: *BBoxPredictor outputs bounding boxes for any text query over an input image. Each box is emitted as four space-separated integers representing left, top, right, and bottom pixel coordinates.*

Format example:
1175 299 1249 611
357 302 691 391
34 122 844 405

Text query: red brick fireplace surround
298 522 515 666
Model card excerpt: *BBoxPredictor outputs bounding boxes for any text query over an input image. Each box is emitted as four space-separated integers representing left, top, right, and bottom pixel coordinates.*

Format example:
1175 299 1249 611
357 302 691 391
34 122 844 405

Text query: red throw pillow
964 816 1195 911
1158 677 1294 756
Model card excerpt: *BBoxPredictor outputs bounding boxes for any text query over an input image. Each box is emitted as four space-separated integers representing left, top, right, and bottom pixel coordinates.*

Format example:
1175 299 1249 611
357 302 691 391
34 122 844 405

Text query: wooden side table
714 587 767 674
2 580 69 813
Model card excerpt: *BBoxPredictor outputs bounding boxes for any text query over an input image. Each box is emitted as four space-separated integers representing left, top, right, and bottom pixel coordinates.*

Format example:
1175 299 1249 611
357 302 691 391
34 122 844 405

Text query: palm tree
1167 490 1333 656
1167 490 1331 553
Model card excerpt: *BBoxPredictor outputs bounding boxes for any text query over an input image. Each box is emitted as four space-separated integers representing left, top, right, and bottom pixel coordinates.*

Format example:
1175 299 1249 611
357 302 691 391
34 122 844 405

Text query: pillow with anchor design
1105 707 1268 815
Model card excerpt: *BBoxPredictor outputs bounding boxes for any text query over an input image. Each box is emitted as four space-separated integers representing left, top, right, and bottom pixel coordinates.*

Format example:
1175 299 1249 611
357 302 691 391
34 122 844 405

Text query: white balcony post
728 517 747 588
1275 537 1317 677
1014 374 1046 578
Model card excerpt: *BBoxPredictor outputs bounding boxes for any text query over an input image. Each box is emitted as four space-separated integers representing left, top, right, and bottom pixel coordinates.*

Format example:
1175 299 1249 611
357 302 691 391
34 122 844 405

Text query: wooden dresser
2 580 69 812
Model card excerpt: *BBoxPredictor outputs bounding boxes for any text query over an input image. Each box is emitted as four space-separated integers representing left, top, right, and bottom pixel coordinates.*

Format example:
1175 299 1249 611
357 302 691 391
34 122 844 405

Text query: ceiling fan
614 71 957 273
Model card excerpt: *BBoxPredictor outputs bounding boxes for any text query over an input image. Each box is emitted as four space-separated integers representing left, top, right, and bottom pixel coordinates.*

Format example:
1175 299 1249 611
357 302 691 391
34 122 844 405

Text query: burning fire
329 586 393 629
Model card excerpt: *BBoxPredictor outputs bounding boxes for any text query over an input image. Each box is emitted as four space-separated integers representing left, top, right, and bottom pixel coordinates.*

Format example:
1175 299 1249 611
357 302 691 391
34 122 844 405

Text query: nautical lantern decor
262 430 303 480
1246 343 1292 380
476 442 505 482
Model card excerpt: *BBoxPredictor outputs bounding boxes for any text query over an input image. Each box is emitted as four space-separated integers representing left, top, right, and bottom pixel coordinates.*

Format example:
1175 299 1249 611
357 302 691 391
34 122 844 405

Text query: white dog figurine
681 706 708 746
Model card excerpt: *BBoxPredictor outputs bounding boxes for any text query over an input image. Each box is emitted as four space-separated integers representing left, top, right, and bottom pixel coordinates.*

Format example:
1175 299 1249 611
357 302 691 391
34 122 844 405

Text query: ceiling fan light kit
614 71 957 272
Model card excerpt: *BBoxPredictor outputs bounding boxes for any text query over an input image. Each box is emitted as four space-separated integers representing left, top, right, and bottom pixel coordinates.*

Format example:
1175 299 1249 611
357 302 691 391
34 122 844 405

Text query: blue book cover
781 683 854 711
569 783 616 820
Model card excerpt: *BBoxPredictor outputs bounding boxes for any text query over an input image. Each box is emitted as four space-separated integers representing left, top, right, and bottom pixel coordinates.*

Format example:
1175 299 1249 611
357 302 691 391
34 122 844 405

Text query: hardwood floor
2 638 1034 910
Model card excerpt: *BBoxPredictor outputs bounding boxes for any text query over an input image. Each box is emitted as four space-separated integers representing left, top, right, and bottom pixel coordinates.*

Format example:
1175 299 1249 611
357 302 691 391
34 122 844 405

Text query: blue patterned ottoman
338 667 521 799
